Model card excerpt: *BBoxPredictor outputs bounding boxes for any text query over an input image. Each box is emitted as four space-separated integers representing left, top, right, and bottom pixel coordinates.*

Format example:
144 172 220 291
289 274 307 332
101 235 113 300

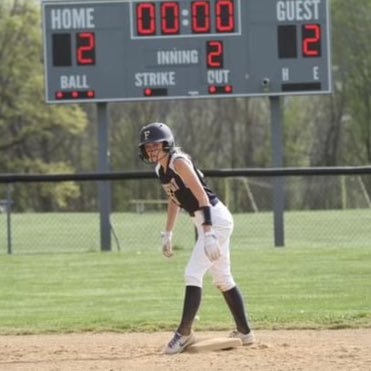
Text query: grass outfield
0 210 370 334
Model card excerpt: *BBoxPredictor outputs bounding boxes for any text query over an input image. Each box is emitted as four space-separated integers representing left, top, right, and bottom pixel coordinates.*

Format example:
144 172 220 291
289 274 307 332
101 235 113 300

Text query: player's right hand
204 231 221 262
161 231 173 257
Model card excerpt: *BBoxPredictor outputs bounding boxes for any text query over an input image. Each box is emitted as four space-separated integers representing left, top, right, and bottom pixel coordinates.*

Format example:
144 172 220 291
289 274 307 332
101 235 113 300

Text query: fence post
270 96 285 247
97 102 112 251
7 186 12 254
0 185 13 254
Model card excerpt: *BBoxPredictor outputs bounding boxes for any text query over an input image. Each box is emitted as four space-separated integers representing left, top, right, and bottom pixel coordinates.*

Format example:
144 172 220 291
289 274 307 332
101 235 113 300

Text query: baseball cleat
229 330 255 345
164 331 196 354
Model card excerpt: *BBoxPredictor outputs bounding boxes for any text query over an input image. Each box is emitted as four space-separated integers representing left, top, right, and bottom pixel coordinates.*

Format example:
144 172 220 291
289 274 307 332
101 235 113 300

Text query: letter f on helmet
143 130 151 141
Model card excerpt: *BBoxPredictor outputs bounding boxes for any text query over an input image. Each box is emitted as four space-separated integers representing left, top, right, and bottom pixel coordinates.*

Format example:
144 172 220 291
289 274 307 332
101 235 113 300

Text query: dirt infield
0 330 370 370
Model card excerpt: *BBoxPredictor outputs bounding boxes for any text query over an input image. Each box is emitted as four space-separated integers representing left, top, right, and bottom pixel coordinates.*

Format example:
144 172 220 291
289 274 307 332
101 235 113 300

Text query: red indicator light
209 86 217 94
143 88 168 96
54 90 96 100
208 85 231 94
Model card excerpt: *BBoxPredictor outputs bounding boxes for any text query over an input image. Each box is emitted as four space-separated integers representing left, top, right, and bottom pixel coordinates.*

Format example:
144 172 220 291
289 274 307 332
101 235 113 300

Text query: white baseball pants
185 201 236 292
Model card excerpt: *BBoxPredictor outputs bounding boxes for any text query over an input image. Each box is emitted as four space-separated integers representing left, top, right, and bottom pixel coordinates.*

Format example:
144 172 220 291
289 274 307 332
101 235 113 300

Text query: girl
138 122 254 354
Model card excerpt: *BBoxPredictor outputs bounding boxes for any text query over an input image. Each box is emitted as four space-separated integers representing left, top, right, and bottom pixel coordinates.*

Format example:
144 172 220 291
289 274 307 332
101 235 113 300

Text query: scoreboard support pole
97 102 112 251
270 96 285 247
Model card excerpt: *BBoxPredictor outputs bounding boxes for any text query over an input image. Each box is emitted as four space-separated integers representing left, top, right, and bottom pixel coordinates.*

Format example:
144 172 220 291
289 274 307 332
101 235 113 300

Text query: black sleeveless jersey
155 152 218 214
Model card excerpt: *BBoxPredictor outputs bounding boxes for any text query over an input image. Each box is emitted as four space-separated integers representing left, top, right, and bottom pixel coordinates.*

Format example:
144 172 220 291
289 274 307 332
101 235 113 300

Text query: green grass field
0 210 370 334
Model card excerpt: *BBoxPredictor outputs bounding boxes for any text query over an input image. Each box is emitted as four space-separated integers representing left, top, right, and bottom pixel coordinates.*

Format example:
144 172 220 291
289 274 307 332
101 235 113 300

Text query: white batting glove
204 231 221 262
161 231 173 257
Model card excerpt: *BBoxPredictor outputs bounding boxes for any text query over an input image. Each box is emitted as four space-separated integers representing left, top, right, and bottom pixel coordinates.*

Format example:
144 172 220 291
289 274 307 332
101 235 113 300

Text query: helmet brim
138 138 167 147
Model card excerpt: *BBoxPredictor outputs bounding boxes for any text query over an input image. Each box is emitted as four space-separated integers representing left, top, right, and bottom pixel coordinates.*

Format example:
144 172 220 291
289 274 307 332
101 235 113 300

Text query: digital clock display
134 0 238 37
42 0 332 103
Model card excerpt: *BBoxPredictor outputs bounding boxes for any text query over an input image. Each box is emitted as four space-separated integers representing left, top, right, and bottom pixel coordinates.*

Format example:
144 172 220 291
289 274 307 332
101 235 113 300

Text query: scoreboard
41 0 332 103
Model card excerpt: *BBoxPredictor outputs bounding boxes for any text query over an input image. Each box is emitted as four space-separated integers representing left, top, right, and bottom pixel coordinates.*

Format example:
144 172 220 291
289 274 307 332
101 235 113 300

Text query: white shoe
229 330 255 345
164 331 196 354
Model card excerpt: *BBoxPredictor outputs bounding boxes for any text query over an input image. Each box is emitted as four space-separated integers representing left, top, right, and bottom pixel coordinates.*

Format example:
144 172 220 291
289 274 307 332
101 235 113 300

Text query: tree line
0 0 370 211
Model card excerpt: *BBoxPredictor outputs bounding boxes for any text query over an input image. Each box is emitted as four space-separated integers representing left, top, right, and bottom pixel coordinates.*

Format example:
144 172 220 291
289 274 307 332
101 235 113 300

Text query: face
144 142 167 163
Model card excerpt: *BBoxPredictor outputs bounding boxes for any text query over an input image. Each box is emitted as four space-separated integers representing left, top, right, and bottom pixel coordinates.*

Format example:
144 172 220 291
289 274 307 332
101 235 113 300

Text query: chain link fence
0 168 370 255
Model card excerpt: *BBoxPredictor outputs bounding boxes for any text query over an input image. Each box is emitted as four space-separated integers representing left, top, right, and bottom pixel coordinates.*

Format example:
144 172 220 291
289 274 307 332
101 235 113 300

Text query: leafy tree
332 0 371 164
0 0 88 210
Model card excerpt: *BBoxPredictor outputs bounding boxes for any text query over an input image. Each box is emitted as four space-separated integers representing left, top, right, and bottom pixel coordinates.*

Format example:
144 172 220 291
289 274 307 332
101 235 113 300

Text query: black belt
210 198 219 206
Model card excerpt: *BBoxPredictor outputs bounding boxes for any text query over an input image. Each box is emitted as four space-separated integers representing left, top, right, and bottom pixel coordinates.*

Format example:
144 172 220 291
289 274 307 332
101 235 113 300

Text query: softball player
138 122 254 354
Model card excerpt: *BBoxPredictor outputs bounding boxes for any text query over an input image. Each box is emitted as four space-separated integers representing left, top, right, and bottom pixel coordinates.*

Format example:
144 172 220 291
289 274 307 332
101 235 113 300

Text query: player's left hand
204 231 221 261
161 231 173 257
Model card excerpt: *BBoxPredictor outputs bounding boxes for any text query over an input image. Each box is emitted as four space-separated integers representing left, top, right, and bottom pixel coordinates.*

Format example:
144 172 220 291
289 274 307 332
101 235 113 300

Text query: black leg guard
222 286 251 334
177 285 202 336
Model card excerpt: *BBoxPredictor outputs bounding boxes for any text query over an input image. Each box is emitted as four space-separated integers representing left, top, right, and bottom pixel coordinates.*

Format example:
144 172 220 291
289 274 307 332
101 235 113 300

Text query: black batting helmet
138 122 175 161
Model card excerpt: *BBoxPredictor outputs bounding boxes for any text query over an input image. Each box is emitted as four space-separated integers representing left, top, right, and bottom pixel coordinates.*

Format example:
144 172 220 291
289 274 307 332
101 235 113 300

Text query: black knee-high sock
222 286 251 334
177 285 202 336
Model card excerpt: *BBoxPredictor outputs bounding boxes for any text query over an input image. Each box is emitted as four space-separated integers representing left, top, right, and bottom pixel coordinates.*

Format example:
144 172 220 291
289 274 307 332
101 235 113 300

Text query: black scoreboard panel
42 0 332 103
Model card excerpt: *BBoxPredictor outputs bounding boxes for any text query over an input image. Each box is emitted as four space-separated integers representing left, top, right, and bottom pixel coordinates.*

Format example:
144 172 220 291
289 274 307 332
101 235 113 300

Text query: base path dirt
0 330 370 370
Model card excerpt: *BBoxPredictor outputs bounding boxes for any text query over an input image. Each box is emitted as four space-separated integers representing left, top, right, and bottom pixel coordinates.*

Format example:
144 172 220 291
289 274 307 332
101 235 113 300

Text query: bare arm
173 158 212 232
165 199 180 232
